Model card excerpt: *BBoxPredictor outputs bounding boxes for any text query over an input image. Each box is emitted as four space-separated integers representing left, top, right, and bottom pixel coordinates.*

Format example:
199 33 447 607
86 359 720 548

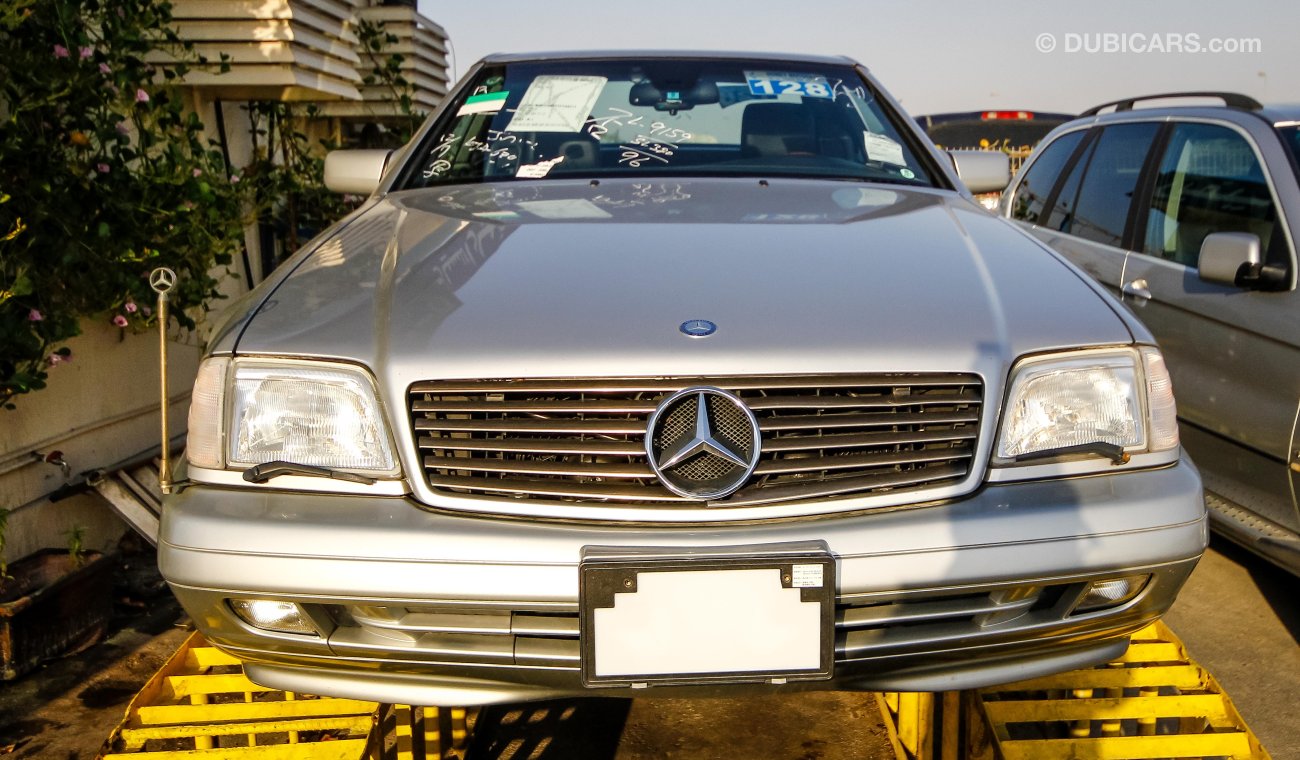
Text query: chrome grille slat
409 374 976 394
413 398 658 414
761 428 977 453
718 462 968 508
751 448 972 477
426 474 691 502
410 374 981 508
758 410 980 432
414 417 646 434
746 390 981 410
423 456 655 479
418 436 644 456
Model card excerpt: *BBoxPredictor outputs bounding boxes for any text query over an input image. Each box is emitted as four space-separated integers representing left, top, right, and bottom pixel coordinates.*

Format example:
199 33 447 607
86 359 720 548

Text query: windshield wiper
242 461 377 485
1015 442 1131 466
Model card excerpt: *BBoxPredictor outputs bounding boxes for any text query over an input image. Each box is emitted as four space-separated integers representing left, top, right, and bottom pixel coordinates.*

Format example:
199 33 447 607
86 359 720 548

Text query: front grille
409 374 982 508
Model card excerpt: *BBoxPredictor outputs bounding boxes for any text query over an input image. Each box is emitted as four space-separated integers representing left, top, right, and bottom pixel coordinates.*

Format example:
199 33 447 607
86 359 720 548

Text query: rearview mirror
948 150 1011 195
1198 232 1260 286
323 150 392 195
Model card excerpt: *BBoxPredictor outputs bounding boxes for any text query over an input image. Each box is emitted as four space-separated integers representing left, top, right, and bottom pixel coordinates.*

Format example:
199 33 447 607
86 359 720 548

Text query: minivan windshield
398 58 937 189
1278 125 1300 183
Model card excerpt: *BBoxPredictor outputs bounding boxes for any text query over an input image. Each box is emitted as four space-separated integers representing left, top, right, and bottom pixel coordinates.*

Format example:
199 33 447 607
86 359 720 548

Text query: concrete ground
1163 536 1300 760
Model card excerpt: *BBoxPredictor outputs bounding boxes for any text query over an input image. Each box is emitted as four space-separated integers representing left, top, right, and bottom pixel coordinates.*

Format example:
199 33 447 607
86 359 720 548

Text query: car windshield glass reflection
400 59 935 189
1278 125 1300 184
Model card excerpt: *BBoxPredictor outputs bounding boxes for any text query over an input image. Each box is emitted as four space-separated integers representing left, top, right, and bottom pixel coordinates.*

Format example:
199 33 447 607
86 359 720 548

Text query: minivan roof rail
1081 92 1263 117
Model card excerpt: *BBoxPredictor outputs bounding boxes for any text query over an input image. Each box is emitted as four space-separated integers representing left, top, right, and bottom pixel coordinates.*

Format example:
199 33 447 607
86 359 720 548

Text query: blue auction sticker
744 71 833 99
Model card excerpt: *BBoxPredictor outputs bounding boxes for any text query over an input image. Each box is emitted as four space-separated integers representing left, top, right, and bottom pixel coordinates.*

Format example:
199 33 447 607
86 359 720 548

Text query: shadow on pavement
1210 535 1300 644
465 698 631 760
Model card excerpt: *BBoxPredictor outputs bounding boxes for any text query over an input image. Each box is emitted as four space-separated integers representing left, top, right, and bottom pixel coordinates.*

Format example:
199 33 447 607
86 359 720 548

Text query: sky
418 0 1297 116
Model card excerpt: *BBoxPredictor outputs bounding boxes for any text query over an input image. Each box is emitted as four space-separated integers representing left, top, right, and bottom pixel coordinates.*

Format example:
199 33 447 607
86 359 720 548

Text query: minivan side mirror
323 149 392 195
1198 232 1260 286
947 150 1011 195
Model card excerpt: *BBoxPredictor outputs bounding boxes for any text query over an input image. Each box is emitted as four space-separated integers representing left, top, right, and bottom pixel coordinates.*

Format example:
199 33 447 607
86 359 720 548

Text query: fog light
1074 575 1150 613
229 599 319 636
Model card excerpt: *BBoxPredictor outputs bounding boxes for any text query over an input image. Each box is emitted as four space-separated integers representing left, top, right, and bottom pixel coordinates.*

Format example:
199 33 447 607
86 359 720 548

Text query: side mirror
948 150 1011 195
1198 232 1260 286
323 149 392 195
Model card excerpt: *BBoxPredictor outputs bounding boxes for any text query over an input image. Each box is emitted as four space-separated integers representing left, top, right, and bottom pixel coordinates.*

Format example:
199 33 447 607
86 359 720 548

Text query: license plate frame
579 544 835 688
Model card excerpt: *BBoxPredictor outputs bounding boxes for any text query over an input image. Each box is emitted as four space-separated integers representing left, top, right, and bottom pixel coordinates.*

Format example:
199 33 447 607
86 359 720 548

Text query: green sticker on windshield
457 91 509 116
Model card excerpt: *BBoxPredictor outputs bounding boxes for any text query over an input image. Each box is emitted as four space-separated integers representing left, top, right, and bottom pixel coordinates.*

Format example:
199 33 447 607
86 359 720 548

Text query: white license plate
579 551 834 687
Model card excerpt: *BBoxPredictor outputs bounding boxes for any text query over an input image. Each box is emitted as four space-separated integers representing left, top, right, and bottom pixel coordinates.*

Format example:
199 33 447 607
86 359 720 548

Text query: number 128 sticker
744 71 833 99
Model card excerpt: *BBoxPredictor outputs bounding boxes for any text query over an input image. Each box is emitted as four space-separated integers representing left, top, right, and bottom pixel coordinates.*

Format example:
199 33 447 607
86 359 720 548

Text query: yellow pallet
971 621 1270 759
97 632 470 760
880 621 1270 760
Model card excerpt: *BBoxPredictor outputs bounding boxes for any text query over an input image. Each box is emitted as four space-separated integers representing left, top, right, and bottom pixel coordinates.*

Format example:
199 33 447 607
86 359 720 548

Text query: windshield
398 58 938 189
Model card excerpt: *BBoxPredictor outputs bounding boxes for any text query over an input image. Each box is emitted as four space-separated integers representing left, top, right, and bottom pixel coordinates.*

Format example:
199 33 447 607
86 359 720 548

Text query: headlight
185 357 398 476
996 347 1178 464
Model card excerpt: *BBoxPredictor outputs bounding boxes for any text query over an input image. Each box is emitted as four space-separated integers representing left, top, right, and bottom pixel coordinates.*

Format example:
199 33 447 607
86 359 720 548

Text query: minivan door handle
1122 278 1152 300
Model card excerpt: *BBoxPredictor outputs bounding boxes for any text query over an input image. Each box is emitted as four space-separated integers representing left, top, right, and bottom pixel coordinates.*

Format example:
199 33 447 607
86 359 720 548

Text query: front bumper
160 460 1207 705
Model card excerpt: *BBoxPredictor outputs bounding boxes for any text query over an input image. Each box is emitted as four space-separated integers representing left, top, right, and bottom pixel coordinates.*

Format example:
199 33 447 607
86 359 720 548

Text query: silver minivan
1003 92 1300 575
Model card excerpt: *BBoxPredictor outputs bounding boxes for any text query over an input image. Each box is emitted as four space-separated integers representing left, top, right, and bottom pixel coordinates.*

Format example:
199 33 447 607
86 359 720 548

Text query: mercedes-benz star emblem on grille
679 319 717 338
646 387 761 500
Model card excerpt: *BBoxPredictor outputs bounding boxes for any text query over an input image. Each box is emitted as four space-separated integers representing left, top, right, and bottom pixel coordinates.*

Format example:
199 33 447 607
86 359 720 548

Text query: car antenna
150 267 178 494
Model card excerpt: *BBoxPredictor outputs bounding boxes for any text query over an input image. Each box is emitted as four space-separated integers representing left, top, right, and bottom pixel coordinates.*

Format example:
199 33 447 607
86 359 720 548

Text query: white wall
0 320 203 560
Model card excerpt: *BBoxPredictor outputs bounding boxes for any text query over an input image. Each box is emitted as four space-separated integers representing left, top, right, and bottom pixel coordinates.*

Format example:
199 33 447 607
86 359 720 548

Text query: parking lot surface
1163 538 1300 759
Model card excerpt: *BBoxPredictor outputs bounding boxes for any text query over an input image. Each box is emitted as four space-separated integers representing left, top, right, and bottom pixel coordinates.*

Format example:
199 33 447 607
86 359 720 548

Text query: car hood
234 178 1132 387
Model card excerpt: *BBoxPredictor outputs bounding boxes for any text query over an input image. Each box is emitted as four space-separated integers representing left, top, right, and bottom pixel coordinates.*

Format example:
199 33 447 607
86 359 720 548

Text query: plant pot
0 548 117 680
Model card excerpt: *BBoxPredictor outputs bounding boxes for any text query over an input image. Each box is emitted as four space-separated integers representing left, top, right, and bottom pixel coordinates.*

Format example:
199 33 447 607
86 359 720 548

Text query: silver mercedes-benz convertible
159 51 1207 705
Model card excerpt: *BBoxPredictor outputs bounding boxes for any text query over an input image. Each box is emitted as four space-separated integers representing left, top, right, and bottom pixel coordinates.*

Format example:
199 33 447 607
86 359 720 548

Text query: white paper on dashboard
516 156 565 179
864 132 906 166
506 76 607 133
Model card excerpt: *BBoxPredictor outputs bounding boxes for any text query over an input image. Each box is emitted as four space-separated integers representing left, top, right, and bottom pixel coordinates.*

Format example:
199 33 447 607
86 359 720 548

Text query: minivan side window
1142 123 1279 268
1008 130 1084 223
1045 136 1098 232
1067 123 1160 248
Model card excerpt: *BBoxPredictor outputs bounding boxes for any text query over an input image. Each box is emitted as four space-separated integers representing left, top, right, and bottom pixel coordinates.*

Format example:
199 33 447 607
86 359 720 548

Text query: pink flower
229 174 241 184
134 88 149 103
97 163 110 173
115 121 130 135
192 168 202 177
98 62 111 75
53 44 69 58
124 300 138 313
142 306 152 316
28 309 43 322
48 353 66 366
112 314 128 327
79 46 93 60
